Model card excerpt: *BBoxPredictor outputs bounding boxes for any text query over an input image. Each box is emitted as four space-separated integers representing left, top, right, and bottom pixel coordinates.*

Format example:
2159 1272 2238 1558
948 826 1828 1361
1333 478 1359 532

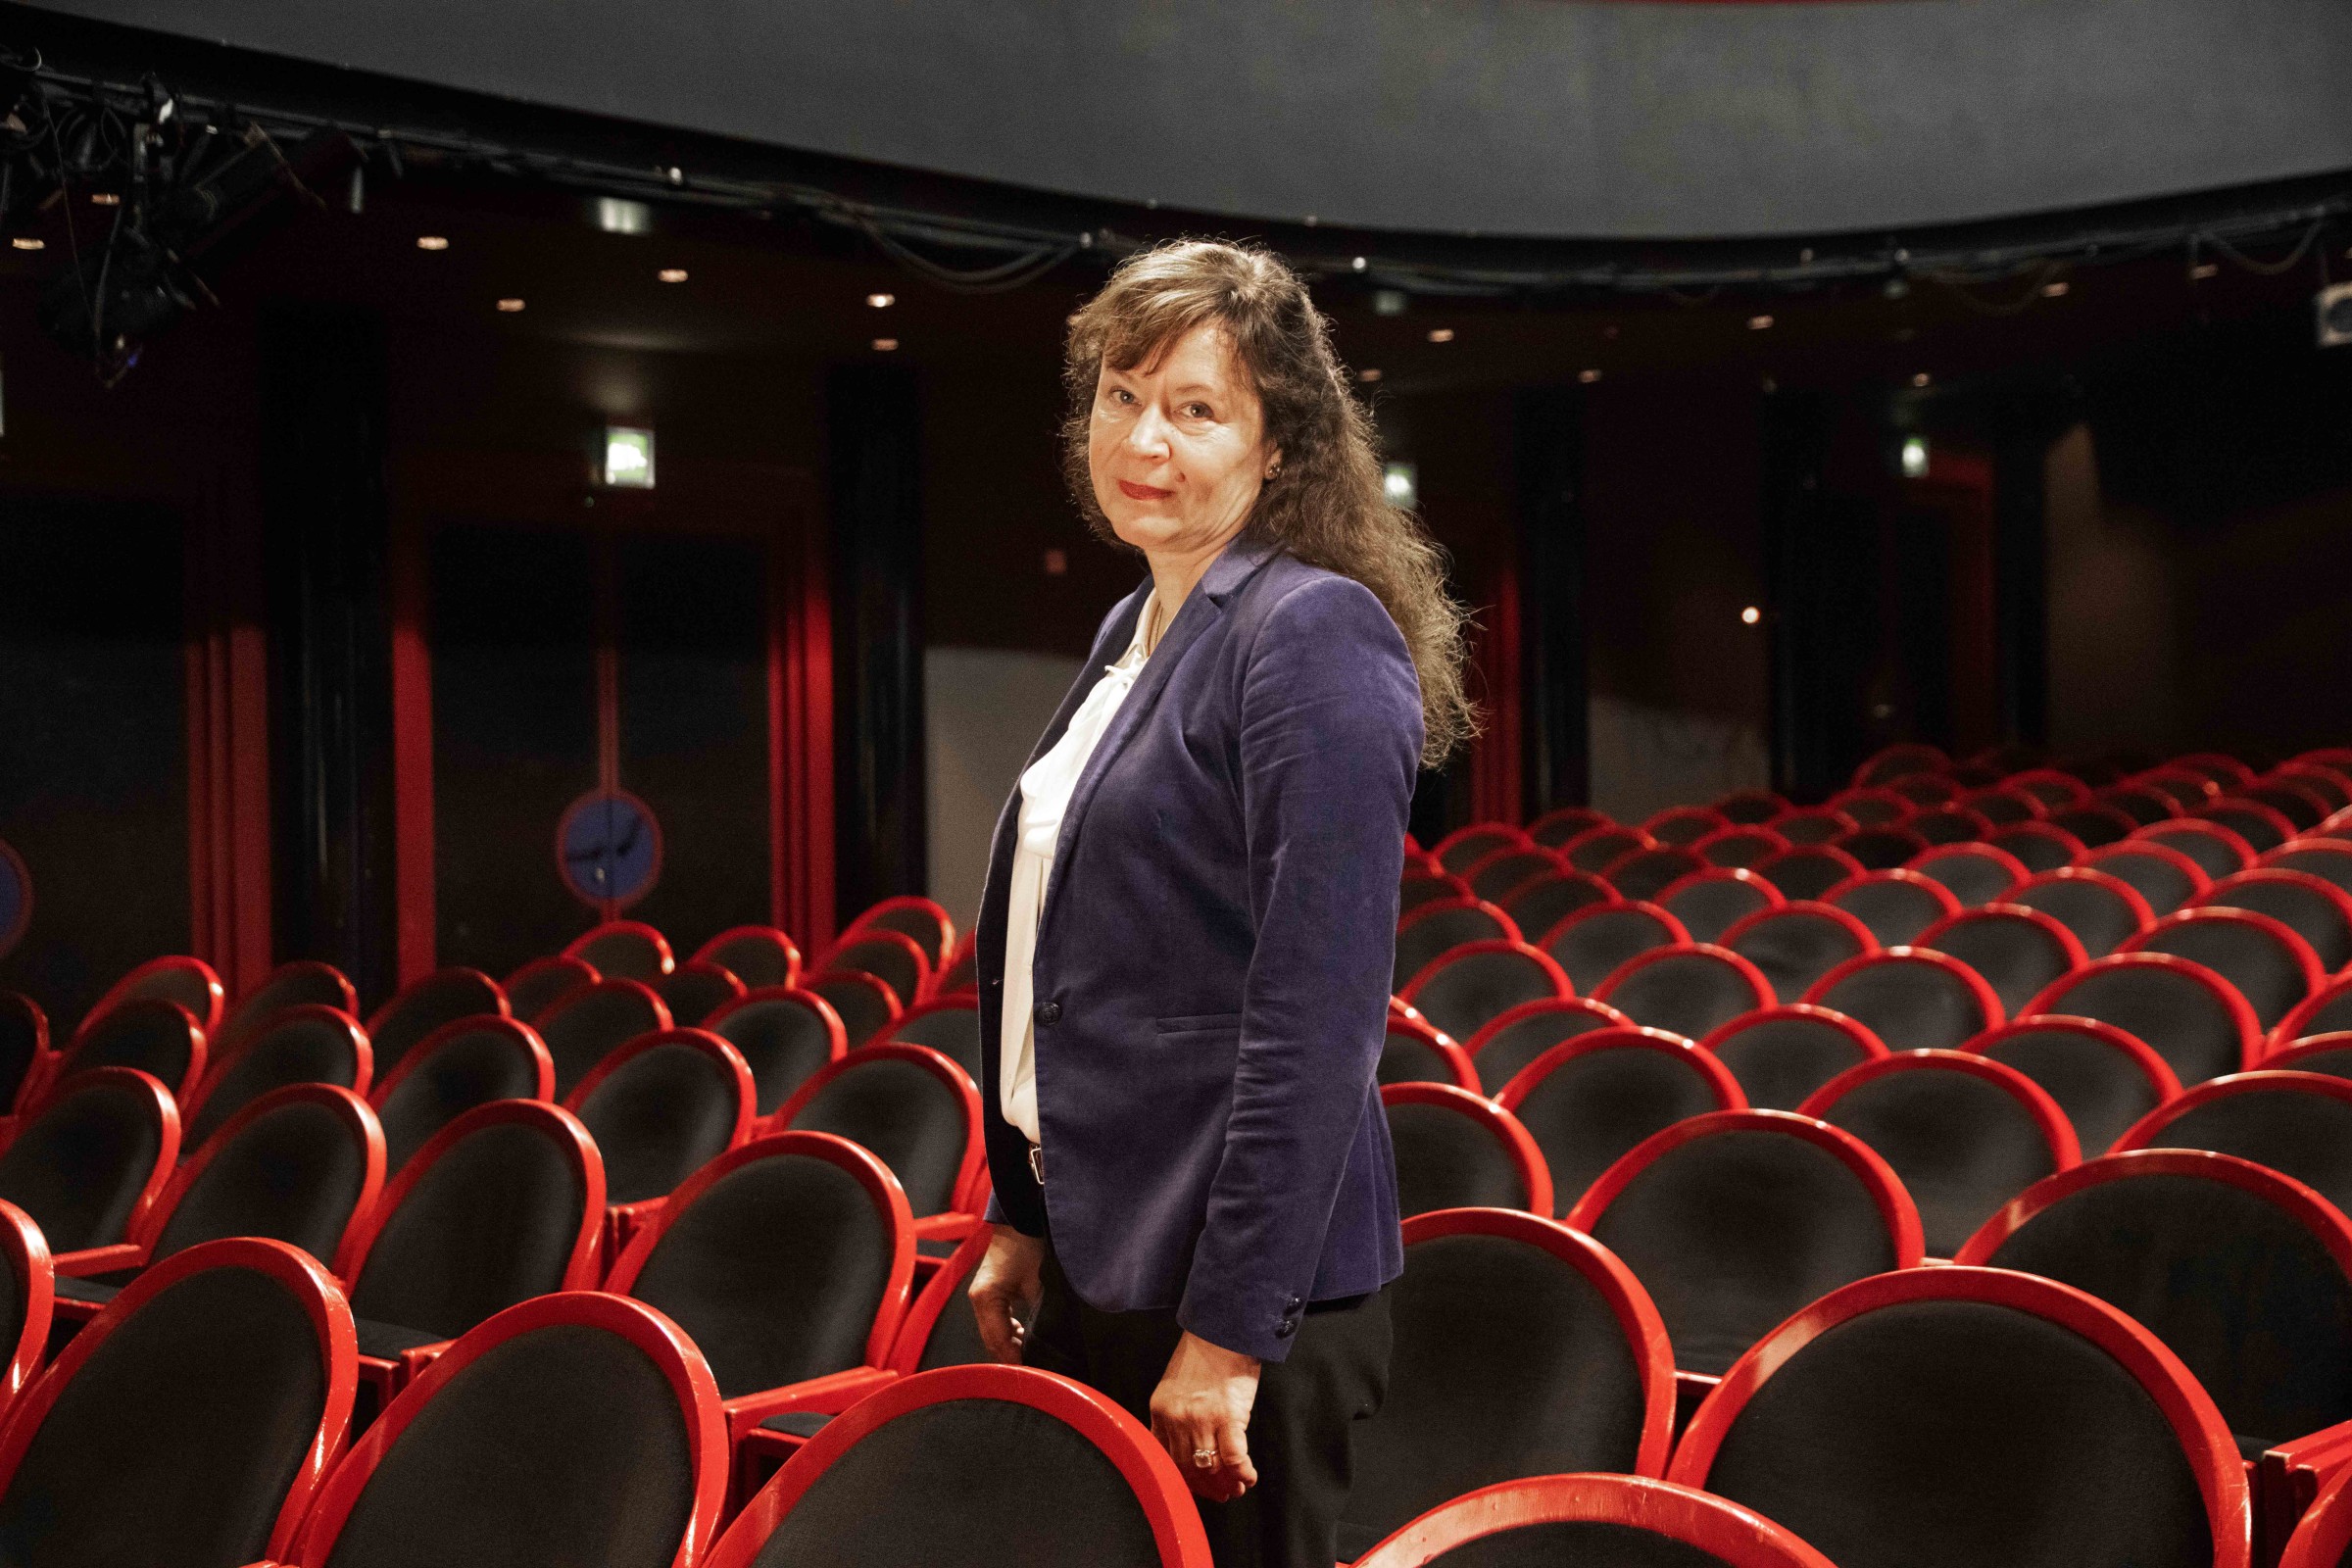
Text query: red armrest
52 1243 145 1278
722 1365 899 1442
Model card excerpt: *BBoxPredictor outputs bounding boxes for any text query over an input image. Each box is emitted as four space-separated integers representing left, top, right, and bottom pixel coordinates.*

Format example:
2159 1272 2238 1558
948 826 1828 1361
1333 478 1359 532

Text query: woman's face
1089 321 1277 564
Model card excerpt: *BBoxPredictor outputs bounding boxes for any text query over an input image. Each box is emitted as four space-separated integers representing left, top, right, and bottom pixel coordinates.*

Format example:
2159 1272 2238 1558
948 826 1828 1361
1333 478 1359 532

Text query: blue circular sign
0 840 26 960
557 790 662 911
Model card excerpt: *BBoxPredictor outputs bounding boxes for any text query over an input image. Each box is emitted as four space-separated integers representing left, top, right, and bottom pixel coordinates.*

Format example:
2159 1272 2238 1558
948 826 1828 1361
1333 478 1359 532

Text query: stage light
1579 368 1602 383
1748 314 1774 330
416 235 449 251
1901 436 1930 477
9 238 40 251
867 292 895 309
1741 606 1762 625
496 298 526 313
2041 280 2070 297
1350 256 1368 271
90 192 120 207
872 337 899 352
1383 462 1419 508
2191 262 2220 280
658 268 688 282
1358 368 1383 383
596 197 652 235
603 426 655 488
1374 289 1408 317
1911 372 1932 388
1426 327 1454 343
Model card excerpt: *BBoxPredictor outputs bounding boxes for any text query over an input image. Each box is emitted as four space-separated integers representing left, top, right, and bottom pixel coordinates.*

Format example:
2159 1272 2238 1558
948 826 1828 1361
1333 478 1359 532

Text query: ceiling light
1350 256 1368 271
1374 289 1408 317
2041 280 2070 297
866 292 896 309
1579 368 1602 384
1357 368 1383 383
1748 314 1774 330
1383 463 1419 509
658 268 688 282
596 197 652 235
8 237 41 252
872 337 899 352
2191 262 2220 280
496 298 526 313
1901 436 1930 477
1740 606 1762 625
90 192 120 207
416 235 449 251
1426 328 1454 343
603 426 655 489
1911 372 1932 387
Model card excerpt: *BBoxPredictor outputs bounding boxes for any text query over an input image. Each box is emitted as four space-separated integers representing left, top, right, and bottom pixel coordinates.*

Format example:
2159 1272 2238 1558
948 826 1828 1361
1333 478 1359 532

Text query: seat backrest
220 961 357 1048
2126 908 2323 1033
816 931 929 1011
1751 846 1866 903
1530 807 1612 848
1395 899 1518 992
2011 866 2155 958
2116 1070 2352 1220
0 1202 50 1419
884 1000 982 1081
2200 869 2352 973
709 1363 1209 1568
142 1085 384 1271
1967 1015 2180 1158
1500 871 1615 947
1918 905 2087 1018
1464 847 1564 905
287 1293 727 1568
803 971 900 1051
566 1030 756 1205
1351 1473 1838 1568
1700 1004 1887 1111
183 1004 370 1150
2050 804 2137 850
1987 821 2087 875
1823 868 1960 947
695 926 803 992
847 896 956 967
1402 941 1569 1044
1906 804 1996 846
1906 842 2028 907
654 959 746 1029
2265 838 2352 897
933 935 978 998
1693 826 1791 869
2028 954 2258 1086
2207 799 2297 855
1669 1266 2251 1568
1540 903 1687 995
92 956 224 1037
1960 785 2043 826
366 968 507 1081
1341 1209 1673 1558
773 1044 981 1218
1378 1015 1478 1091
1565 825 1658 876
534 979 672 1100
1381 1083 1552 1218
0 996 41 1116
0 1238 354 1568
1646 806 1733 846
1569 1110 1921 1377
1802 948 2003 1052
2277 977 2352 1051
706 987 847 1115
55 998 206 1106
889 1229 993 1373
1496 1027 1745 1211
0 1067 180 1251
1832 826 1930 872
1799 1050 2077 1255
340 1102 604 1343
1724 903 1878 1004
2136 818 2256 880
1592 944 1775 1042
368 1015 553 1178
2087 840 2210 916
1718 788 1796 822
503 955 598 1022
1766 810 1856 848
1826 789 1912 828
1958 1149 2352 1455
2270 1032 2352 1081
1602 847 1708 905
1440 824 1530 874
564 920 676 983
607 1133 913 1400
1464 998 1630 1095
1658 867 1783 945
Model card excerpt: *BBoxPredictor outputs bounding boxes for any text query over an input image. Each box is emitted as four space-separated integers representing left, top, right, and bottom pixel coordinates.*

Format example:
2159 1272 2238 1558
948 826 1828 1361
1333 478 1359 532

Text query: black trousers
1022 1243 1392 1568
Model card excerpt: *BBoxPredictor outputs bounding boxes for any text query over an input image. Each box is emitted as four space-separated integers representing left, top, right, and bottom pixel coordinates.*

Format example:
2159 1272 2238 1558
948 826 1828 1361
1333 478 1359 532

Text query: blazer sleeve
1177 573 1421 1361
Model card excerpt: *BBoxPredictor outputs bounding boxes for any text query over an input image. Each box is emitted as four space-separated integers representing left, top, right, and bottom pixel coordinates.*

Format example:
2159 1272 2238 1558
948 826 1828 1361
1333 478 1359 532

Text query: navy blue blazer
976 536 1419 1362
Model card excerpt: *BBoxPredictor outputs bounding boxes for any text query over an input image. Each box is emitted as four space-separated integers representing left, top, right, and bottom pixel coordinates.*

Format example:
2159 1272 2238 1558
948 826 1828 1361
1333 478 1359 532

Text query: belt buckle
1027 1144 1046 1185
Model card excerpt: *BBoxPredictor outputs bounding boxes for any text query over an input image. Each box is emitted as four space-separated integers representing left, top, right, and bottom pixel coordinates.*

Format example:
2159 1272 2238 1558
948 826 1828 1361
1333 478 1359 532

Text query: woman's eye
1183 403 1212 419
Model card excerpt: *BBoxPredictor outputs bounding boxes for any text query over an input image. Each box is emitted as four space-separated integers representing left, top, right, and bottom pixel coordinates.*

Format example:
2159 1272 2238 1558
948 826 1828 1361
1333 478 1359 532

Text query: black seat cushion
1977 1027 2165 1158
1659 877 1776 945
571 928 668 984
1829 878 1949 947
627 1152 892 1399
154 1098 371 1267
2086 851 2200 917
322 1322 695 1568
1699 1298 2214 1568
61 1003 196 1091
1599 953 1763 1041
1817 1068 2056 1255
1731 910 1870 1003
0 1263 328 1568
1471 1004 1620 1097
2133 920 2307 1031
1380 1029 1460 1088
1607 850 1705 905
537 989 665 1100
1927 912 2076 1019
349 1123 586 1341
888 1006 982 1081
577 1044 742 1205
1511 1046 1726 1207
2209 877 2352 970
505 961 592 1023
0 1078 164 1250
375 1024 544 1177
1410 953 1557 1045
1545 910 1678 996
710 997 839 1115
2141 1086 2352 1218
187 1014 363 1149
743 1396 1157 1566
1984 1170 2352 1451
370 972 504 1080
1913 851 2019 908
1708 1014 1873 1111
1387 1102 1534 1217
705 933 797 991
655 967 740 1030
1396 907 1511 991
1343 1232 1648 1556
806 976 895 1052
863 906 950 966
222 967 350 1041
1592 1128 1898 1376
2013 878 2143 959
914 1284 992 1371
1813 961 1988 1053
788 1059 964 1217
1504 876 1612 943
825 941 921 1012
1468 851 1560 905
1753 850 1857 904
2040 963 2244 1085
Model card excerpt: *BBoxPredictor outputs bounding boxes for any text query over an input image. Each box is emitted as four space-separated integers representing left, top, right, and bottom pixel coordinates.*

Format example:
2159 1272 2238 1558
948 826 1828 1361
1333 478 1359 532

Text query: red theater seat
1402 939 1572 1045
1462 996 1633 1096
502 953 598 1020
365 967 507 1083
1802 948 2004 1053
1700 1004 1888 1112
842 894 956 970
2117 1070 2352 1221
1352 1473 1838 1568
695 925 805 992
1967 1014 2180 1157
562 918 676 983
1381 1082 1552 1219
1496 1026 1744 1212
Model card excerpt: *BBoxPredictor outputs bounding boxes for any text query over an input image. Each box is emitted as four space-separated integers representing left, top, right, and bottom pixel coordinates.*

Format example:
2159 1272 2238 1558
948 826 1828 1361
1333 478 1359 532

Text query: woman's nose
1127 404 1171 458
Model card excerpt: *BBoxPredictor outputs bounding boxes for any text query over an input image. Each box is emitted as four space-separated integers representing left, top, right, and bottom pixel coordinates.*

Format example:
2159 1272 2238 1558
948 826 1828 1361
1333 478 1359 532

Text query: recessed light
1748 314 1774 330
416 235 449 251
1357 368 1383 383
2041 280 2070 298
659 268 688 283
1901 436 1931 477
1911 371 1932 387
1740 606 1762 625
89 192 120 207
1426 327 1454 343
496 298 526 313
867 292 896 309
9 237 41 251
1350 256 1368 271
2191 262 2220 280
1579 368 1602 384
872 337 899 352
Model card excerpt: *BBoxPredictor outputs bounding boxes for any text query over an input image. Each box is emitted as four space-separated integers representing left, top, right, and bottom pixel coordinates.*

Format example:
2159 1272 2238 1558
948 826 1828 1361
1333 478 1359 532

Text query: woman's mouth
1118 479 1174 502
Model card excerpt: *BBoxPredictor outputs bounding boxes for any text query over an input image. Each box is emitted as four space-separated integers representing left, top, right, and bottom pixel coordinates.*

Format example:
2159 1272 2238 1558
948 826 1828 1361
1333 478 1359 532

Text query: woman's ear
1263 447 1285 481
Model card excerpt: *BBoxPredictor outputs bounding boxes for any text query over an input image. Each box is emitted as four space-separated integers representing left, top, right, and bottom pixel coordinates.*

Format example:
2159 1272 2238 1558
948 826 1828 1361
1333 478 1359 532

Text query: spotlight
1579 368 1602 384
596 197 652 235
872 337 899 352
496 298 526 313
1426 327 1454 343
1357 368 1383 382
1374 289 1408 317
1911 372 1932 388
1901 436 1930 477
1350 256 1368 271
2041 280 2070 298
603 425 655 488
9 237 41 252
2191 262 2220 281
416 235 449 251
1383 462 1419 508
1741 606 1762 625
1748 314 1774 330
658 268 688 282
89 192 120 207
866 292 896 309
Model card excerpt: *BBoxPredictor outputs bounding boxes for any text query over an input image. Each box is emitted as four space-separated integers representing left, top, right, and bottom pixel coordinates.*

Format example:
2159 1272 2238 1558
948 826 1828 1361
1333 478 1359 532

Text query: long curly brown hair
1061 239 1478 767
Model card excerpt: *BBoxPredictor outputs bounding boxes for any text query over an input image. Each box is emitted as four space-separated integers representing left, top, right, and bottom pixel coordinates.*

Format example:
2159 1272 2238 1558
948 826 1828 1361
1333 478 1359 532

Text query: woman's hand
967 1226 1046 1364
1150 1331 1262 1502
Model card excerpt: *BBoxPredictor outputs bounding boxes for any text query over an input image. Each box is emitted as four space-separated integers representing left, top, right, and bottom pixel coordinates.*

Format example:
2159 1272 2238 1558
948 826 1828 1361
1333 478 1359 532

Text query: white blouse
999 591 1160 1145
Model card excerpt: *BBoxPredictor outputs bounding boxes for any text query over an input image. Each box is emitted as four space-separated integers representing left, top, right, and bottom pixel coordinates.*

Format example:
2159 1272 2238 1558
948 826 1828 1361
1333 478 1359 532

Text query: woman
966 239 1474 1568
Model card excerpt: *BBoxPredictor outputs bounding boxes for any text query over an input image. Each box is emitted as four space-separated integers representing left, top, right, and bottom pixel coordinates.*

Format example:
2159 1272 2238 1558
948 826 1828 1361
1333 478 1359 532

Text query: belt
1027 1143 1046 1185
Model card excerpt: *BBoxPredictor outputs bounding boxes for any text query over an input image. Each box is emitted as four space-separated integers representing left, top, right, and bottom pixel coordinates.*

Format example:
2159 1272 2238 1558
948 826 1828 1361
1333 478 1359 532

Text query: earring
1264 464 1281 480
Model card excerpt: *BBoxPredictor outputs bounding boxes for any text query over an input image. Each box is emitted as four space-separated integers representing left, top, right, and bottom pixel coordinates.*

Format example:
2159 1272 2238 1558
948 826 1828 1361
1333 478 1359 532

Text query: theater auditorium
2 2 2352 1565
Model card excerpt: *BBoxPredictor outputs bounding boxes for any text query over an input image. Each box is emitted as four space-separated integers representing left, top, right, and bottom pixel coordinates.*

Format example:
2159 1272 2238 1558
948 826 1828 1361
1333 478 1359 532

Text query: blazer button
1035 1001 1061 1026
1274 1318 1298 1340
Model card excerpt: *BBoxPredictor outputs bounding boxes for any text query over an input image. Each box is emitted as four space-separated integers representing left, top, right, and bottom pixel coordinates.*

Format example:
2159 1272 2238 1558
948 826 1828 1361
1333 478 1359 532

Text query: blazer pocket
1154 1011 1244 1039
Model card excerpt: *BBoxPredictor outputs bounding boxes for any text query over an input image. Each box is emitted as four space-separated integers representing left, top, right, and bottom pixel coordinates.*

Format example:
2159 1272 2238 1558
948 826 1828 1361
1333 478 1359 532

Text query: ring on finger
1191 1446 1217 1468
